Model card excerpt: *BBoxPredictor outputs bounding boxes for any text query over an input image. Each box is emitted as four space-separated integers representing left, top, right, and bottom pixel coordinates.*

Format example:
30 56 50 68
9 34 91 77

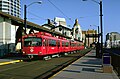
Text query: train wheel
64 53 68 56
48 56 52 60
52 54 61 58
57 54 61 58
43 56 51 60
70 51 74 54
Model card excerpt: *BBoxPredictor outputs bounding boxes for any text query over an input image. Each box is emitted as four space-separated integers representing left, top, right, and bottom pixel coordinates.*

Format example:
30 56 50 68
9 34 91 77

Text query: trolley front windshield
24 37 42 47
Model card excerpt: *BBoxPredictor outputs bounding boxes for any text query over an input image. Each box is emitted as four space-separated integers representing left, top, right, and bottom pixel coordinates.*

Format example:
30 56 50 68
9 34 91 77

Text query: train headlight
23 51 25 54
39 52 42 54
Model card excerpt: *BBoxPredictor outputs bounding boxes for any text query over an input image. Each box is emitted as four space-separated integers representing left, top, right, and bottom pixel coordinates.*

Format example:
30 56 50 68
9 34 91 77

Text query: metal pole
24 5 27 34
88 34 89 47
95 30 96 42
21 26 23 53
21 5 27 52
85 35 86 47
98 26 99 43
20 5 27 53
100 0 103 56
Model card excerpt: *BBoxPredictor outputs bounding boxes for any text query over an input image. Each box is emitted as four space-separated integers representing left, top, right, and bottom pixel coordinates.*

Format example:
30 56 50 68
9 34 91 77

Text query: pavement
0 59 23 66
50 50 119 79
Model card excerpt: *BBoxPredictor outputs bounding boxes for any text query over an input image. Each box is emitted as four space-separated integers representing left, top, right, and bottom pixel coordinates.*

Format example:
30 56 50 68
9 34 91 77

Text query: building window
2 8 8 10
3 5 9 7
3 1 9 4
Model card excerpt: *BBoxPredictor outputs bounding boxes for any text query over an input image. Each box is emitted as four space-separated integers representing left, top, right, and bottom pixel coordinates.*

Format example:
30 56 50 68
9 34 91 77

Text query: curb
0 60 23 66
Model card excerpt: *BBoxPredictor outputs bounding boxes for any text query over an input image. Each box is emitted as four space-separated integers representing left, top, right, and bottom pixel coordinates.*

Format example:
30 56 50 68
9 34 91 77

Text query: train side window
71 43 74 47
49 39 56 46
65 42 69 47
53 40 56 46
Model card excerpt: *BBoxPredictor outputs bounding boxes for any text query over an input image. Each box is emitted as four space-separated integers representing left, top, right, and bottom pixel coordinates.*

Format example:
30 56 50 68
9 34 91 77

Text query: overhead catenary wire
20 3 47 22
28 11 47 21
47 0 72 22
21 0 74 25
79 15 99 19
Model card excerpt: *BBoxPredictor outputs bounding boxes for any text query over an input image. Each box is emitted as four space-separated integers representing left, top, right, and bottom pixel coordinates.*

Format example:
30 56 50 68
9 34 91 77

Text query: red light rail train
22 32 84 60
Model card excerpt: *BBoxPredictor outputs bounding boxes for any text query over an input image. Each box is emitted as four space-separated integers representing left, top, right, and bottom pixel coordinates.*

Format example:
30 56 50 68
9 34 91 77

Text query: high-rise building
0 0 20 17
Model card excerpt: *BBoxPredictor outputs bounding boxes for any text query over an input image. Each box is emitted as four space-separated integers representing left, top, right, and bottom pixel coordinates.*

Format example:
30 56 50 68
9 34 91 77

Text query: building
0 0 21 17
0 14 19 56
45 17 72 38
54 25 72 38
54 17 67 27
82 29 98 47
73 19 82 41
42 18 83 41
105 32 120 48
42 19 55 30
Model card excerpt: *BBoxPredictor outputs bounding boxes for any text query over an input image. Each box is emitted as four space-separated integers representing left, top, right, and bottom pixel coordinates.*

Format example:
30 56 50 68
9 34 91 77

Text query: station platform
50 50 119 79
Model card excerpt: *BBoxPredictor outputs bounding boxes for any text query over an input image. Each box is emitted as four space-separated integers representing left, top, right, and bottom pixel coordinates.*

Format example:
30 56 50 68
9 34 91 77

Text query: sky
20 0 120 42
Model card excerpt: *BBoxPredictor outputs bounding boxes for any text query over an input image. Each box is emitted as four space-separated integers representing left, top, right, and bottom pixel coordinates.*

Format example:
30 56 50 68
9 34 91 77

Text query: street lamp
24 1 42 34
21 1 42 52
83 0 103 56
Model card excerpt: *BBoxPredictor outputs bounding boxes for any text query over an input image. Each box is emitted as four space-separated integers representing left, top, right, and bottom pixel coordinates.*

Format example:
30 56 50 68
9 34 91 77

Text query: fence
0 43 16 57
110 53 120 76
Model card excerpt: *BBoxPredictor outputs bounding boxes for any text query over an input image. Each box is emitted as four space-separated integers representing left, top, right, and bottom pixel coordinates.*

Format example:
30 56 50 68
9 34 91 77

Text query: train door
58 40 60 53
62 41 65 52
42 38 47 55
46 39 49 54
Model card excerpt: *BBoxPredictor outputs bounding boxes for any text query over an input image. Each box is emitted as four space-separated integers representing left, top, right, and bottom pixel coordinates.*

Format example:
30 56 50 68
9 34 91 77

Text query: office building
0 0 20 17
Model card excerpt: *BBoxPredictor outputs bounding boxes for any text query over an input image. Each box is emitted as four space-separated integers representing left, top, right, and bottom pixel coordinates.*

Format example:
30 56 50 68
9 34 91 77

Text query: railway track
0 49 91 79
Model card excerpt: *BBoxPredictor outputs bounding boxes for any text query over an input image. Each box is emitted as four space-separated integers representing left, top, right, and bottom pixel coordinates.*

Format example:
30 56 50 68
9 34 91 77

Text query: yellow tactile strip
0 60 23 66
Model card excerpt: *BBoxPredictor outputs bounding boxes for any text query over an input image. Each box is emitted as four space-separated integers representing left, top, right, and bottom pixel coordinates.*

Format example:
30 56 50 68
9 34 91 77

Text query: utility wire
48 0 72 22
21 5 47 21
79 15 99 19
21 0 73 24
28 11 47 21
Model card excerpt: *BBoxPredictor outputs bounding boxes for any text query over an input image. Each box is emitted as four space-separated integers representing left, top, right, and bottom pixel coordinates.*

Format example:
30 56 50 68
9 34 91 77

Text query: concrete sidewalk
0 59 22 66
50 50 119 79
